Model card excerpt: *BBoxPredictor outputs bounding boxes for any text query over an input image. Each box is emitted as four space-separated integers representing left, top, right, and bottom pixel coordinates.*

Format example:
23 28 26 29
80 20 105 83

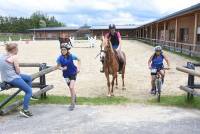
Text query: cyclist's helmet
154 46 162 51
109 24 116 29
61 42 72 50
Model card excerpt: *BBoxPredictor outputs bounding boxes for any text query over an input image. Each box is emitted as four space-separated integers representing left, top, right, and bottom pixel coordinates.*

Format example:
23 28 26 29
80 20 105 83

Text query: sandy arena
0 40 199 100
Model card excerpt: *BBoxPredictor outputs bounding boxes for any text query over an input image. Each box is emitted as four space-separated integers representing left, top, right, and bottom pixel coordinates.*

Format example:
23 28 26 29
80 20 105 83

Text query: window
180 28 189 43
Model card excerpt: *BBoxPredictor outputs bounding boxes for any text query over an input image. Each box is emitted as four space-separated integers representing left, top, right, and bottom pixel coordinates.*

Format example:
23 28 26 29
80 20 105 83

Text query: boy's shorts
64 75 77 86
150 67 164 75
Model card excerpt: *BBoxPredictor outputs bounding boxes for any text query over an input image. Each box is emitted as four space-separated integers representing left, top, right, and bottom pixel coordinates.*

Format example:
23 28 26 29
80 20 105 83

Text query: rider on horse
100 24 124 73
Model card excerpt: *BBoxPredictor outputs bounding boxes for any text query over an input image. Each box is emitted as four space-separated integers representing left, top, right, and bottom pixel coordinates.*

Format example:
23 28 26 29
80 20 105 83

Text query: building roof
91 25 137 30
28 25 137 31
157 3 200 22
29 26 79 31
136 3 200 28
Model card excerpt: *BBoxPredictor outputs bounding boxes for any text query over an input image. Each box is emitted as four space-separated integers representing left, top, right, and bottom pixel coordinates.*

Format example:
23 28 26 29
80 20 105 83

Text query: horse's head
100 36 114 61
101 36 113 53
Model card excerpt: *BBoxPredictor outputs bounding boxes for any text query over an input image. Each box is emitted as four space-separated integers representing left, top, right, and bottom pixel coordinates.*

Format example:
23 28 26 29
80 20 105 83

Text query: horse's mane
101 37 114 53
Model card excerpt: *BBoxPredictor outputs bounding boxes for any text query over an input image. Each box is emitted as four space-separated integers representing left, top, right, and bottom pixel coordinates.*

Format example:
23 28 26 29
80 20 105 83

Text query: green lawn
148 95 200 110
1 94 200 110
0 94 130 109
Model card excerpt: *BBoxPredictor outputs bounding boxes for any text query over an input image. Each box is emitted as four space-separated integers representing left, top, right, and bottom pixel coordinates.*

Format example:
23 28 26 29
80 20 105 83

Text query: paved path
1 104 200 134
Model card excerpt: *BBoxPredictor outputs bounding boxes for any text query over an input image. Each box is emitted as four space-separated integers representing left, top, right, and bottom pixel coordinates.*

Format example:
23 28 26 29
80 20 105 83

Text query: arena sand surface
0 40 199 100
1 40 200 134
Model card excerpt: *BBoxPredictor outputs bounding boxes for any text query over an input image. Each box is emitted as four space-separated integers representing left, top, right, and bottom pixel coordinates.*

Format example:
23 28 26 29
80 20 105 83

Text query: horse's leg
105 70 111 97
122 53 126 90
122 66 126 90
115 74 118 89
111 75 115 96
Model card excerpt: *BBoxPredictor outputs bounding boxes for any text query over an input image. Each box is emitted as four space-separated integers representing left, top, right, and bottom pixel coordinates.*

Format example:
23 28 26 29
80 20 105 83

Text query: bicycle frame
151 68 168 102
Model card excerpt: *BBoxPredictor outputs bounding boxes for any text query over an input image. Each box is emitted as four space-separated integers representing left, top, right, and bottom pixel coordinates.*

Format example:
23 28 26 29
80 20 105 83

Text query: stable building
133 3 200 56
29 25 137 40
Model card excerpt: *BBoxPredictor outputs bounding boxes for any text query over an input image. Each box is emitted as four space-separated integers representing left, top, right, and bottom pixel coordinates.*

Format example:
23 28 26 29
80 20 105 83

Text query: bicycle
151 68 169 102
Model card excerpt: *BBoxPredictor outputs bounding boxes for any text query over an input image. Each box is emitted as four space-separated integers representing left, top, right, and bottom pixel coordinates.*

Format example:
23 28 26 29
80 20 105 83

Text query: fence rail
137 37 200 58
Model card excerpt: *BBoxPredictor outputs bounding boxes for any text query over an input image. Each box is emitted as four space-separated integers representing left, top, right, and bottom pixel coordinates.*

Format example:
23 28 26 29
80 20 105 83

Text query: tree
0 11 65 33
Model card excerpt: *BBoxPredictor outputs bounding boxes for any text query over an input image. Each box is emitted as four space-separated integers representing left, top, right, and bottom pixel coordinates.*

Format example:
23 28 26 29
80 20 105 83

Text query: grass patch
148 95 200 109
0 94 130 108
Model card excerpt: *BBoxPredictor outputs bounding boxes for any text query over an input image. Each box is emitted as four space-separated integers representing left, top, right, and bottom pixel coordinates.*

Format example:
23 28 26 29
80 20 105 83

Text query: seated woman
0 43 33 118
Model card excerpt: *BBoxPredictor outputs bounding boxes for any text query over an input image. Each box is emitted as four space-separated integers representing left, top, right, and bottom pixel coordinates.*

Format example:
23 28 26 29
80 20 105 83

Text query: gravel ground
1 104 200 134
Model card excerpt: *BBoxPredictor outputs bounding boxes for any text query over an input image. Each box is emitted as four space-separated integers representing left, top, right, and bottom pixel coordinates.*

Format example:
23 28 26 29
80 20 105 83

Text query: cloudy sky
0 0 200 26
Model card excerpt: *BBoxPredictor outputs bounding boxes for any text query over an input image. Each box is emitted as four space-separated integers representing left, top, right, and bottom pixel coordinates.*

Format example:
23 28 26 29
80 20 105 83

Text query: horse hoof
111 93 114 96
115 86 118 89
107 94 111 97
122 87 126 90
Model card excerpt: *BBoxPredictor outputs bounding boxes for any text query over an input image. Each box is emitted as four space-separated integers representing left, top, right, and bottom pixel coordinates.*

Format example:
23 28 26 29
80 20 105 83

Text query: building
29 25 137 40
28 3 200 56
133 3 200 56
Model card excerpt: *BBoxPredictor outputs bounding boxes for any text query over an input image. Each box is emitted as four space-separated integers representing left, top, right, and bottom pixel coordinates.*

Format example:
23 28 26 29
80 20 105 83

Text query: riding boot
100 67 104 73
162 77 165 84
100 60 104 73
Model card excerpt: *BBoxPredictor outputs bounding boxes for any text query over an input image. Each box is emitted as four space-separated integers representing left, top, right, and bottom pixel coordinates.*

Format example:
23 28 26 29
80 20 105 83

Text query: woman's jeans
9 74 32 110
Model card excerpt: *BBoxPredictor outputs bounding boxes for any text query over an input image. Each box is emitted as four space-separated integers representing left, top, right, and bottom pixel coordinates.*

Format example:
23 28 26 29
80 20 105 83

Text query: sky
0 0 200 26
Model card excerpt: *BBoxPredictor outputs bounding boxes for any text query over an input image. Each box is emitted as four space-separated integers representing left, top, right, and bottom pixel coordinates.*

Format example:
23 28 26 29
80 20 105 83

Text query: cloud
0 0 199 26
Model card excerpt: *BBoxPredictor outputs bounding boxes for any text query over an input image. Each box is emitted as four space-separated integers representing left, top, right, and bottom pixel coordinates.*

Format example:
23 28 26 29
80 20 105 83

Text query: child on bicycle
148 46 170 94
56 42 81 111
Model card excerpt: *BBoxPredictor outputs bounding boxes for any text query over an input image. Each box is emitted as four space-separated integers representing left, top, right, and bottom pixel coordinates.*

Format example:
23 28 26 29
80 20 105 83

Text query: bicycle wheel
155 79 162 102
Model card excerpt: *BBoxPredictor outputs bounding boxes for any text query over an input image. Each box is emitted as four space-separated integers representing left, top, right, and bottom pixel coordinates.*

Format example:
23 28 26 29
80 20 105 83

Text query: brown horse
101 37 126 97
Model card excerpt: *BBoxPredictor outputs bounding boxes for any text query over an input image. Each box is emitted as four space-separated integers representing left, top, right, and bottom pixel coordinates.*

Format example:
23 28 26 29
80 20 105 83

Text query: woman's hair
5 43 18 52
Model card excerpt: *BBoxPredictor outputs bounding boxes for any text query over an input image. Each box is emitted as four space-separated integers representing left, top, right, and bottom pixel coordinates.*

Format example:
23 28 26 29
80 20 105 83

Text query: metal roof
137 3 200 28
91 25 137 30
29 26 79 31
28 25 137 31
157 3 200 22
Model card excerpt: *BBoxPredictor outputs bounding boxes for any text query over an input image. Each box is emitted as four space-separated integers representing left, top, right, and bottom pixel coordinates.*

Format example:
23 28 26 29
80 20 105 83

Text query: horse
59 36 73 48
101 37 126 97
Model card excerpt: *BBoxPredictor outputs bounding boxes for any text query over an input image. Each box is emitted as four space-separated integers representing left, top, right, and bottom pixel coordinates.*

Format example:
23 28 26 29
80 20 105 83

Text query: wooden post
39 63 47 98
175 18 178 47
156 23 159 40
136 30 138 38
146 26 148 39
150 25 153 39
164 22 166 41
193 13 198 52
